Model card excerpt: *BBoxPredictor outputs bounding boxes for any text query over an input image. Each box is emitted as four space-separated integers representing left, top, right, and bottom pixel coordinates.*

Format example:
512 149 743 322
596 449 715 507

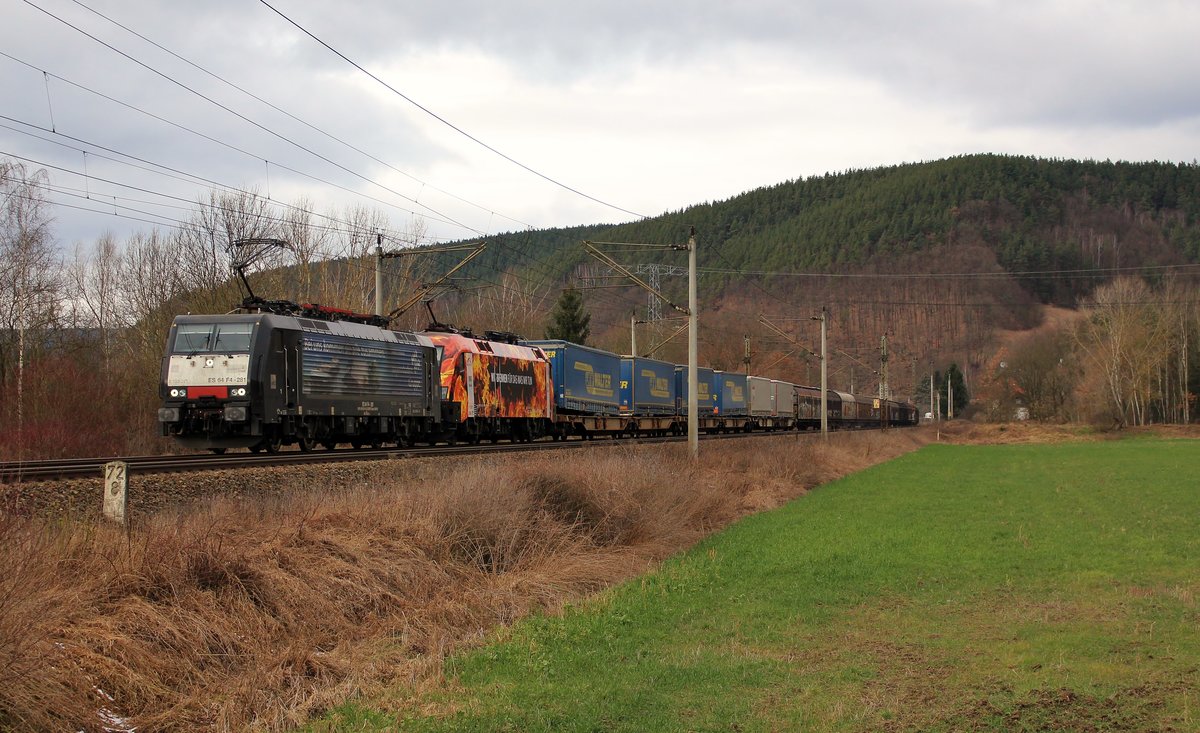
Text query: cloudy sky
3 0 1199 247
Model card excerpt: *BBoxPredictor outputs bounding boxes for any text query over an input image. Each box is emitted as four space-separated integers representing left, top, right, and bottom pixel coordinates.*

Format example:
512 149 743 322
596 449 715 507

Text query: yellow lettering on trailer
576 361 613 397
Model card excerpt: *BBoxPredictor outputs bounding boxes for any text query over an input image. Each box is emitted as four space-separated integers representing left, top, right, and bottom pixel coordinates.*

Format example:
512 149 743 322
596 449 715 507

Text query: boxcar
795 384 822 428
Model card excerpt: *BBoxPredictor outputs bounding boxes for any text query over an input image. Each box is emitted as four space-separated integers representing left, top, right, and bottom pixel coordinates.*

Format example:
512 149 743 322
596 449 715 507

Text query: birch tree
1075 277 1171 426
0 160 61 448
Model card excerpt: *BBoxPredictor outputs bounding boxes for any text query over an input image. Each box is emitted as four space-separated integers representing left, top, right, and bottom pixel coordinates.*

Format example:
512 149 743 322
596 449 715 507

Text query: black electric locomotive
158 313 444 453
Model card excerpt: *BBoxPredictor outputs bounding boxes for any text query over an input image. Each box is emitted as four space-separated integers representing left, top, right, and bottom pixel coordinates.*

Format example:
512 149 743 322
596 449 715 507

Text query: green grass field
319 440 1200 732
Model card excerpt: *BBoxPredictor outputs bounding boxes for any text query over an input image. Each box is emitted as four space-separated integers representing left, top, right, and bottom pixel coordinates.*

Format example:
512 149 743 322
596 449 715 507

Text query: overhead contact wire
257 0 647 221
63 0 536 232
18 0 477 234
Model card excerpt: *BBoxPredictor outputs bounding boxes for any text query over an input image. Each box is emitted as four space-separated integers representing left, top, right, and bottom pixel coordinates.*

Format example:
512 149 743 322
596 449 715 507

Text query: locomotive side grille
301 333 428 397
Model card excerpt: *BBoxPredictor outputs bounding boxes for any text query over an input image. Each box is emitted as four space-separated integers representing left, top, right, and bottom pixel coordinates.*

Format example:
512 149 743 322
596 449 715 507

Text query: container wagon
620 355 678 435
523 339 625 439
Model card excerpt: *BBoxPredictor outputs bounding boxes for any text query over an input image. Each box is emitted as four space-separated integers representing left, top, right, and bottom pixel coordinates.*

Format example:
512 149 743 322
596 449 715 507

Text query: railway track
0 429 818 482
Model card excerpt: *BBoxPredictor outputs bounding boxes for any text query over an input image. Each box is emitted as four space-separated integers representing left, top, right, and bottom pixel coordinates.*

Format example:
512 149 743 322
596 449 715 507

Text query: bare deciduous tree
1074 277 1174 426
68 233 123 365
0 160 62 451
177 188 280 313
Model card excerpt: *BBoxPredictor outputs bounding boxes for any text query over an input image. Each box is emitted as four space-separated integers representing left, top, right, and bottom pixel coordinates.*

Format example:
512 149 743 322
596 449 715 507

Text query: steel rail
0 428 835 483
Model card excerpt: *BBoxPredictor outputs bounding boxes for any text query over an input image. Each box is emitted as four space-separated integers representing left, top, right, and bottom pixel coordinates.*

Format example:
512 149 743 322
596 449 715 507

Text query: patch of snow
93 687 136 732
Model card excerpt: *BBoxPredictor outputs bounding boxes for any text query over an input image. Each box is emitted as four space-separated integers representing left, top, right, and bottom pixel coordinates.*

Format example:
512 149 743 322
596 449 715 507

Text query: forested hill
474 154 1200 305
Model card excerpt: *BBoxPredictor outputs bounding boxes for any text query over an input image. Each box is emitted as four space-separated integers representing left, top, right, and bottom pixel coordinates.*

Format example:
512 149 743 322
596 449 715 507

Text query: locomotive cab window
213 323 254 353
174 324 214 353
173 323 254 354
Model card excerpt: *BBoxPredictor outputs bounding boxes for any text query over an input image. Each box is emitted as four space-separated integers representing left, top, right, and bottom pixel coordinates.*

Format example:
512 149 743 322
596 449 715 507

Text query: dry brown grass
0 430 927 731
938 419 1200 445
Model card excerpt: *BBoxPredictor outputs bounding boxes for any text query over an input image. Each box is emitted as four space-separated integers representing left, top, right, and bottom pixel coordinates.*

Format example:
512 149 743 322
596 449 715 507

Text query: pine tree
544 287 591 344
941 363 970 417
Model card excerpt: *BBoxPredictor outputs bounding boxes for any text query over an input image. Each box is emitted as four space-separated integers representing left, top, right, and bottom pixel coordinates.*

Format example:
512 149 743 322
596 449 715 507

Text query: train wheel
297 436 312 453
210 447 226 455
264 436 282 453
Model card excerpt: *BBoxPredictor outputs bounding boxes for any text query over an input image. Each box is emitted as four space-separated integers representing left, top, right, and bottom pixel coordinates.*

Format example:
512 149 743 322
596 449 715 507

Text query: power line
0 185 184 231
4 119 638 323
257 0 647 221
18 0 480 236
0 148 422 245
0 55 468 239
698 262 1200 281
60 0 537 233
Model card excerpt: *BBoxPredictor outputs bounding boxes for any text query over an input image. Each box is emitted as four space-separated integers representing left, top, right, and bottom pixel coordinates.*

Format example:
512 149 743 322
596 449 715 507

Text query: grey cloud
252 0 1200 129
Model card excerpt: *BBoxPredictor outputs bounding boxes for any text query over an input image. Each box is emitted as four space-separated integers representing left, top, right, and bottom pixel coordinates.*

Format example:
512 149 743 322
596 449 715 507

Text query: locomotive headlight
169 388 183 398
158 407 180 423
223 405 248 422
232 387 247 397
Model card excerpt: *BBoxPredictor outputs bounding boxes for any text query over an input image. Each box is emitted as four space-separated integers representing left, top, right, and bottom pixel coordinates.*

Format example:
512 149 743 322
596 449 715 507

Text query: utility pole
758 311 826 440
947 372 954 419
583 232 699 459
879 333 889 400
930 370 935 423
374 232 384 316
630 310 637 356
814 308 828 441
687 227 698 460
743 334 751 375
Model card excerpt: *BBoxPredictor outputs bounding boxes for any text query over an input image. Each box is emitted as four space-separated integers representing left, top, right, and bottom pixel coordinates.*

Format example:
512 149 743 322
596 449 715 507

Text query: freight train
158 311 917 453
